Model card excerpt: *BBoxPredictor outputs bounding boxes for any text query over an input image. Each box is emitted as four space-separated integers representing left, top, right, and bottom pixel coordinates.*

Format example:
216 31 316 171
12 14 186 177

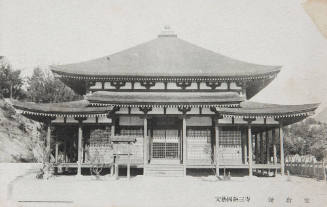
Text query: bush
0 101 16 119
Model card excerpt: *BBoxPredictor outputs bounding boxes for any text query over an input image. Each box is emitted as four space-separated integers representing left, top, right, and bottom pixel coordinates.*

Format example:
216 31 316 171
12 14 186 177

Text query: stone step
144 164 185 177
145 165 184 170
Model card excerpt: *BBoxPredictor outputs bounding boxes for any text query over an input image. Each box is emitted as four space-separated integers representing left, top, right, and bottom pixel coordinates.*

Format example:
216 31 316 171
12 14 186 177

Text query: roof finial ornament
158 25 177 38
164 25 171 30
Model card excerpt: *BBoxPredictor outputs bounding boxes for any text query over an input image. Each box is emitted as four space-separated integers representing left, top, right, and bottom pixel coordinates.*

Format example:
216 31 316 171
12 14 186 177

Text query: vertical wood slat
285 156 327 181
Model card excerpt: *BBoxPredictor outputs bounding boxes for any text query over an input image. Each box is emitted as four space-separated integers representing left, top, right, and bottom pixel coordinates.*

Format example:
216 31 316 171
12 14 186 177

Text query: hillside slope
315 107 327 123
0 99 43 162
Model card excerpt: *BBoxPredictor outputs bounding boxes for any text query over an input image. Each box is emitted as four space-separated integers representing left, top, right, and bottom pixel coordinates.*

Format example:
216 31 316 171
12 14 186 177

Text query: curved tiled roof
215 102 319 119
12 100 112 117
51 34 281 79
86 91 244 107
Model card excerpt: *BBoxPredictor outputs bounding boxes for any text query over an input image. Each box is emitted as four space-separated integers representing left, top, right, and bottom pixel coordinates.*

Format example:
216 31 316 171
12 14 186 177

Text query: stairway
144 164 185 177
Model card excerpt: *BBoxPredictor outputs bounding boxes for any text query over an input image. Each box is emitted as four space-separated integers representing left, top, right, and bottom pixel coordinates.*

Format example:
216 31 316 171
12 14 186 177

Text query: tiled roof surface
51 35 281 78
12 100 111 114
86 91 244 106
216 101 319 117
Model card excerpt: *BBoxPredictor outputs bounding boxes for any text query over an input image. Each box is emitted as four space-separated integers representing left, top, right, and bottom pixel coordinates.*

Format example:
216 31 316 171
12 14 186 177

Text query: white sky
1 0 327 110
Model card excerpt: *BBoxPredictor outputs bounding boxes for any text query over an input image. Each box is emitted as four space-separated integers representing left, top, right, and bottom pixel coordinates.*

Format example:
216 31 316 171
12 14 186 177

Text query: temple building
13 29 318 177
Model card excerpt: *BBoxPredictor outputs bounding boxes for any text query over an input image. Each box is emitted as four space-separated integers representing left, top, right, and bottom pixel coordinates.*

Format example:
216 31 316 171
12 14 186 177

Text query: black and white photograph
1 0 327 206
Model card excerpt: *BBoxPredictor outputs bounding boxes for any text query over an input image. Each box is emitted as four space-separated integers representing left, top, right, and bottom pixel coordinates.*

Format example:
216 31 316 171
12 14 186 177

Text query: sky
1 0 327 111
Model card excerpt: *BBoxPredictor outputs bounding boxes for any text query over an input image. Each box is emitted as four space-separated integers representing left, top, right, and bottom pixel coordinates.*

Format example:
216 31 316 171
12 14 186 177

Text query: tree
0 62 25 99
26 68 81 103
284 118 327 161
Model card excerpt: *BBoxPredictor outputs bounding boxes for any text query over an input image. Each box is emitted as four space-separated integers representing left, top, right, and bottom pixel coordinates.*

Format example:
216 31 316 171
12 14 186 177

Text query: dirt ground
1 164 327 207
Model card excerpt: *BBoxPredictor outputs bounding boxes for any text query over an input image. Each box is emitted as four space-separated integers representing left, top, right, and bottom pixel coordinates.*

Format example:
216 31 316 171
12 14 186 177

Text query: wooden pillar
266 130 270 164
55 142 59 163
111 117 115 176
279 122 285 176
111 118 115 137
139 107 152 173
214 119 220 176
247 122 253 176
255 134 258 164
260 132 264 164
143 117 148 166
182 116 187 176
76 119 84 176
243 131 248 164
322 159 327 181
115 162 119 180
272 129 277 164
46 120 51 162
64 140 67 163
127 143 131 180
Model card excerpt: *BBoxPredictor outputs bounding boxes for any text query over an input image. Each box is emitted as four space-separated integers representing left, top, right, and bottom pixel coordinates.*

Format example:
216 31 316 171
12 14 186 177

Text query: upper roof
51 31 281 79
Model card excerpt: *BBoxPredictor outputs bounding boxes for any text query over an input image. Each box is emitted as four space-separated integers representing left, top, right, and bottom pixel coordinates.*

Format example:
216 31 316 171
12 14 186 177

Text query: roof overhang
50 34 281 98
86 91 244 108
214 102 319 125
12 100 113 121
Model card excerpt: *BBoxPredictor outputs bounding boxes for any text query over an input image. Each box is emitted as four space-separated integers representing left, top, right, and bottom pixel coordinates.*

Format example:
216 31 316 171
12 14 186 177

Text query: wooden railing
285 155 327 180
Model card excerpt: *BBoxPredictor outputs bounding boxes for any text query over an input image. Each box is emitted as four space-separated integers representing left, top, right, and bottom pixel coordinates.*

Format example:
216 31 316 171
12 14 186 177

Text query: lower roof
11 98 318 125
215 102 319 124
12 100 112 118
86 91 243 107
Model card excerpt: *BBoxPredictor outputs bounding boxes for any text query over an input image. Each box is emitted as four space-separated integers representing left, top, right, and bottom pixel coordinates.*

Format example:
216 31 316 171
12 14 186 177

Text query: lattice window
89 127 111 145
166 143 179 158
219 129 241 146
187 127 212 164
119 127 143 136
187 128 211 137
152 143 166 158
152 129 180 159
